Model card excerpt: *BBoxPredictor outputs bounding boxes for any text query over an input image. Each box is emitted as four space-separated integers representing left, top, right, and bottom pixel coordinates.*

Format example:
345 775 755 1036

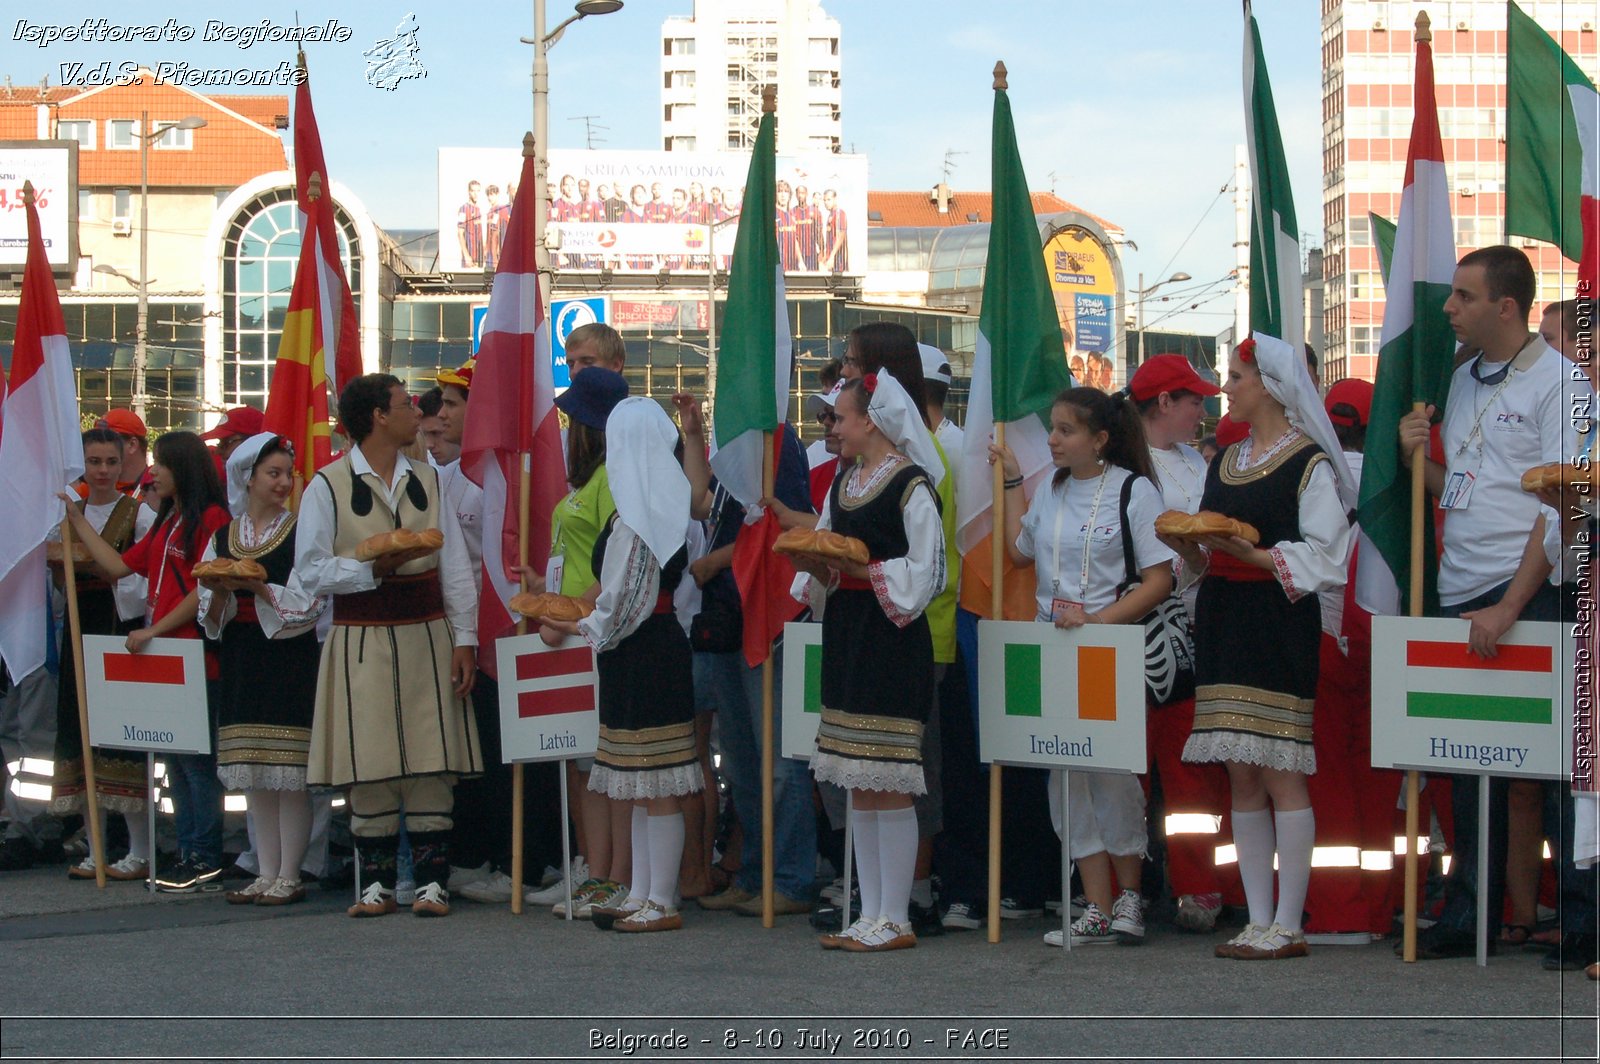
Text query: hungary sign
977 620 1147 773
1371 617 1570 780
495 632 599 763
83 635 210 754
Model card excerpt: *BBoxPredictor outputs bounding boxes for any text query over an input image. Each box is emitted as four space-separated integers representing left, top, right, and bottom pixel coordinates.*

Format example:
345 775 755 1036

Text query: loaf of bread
771 527 871 566
45 541 91 566
509 591 595 624
1520 461 1596 494
354 527 445 562
192 558 269 583
1154 509 1262 545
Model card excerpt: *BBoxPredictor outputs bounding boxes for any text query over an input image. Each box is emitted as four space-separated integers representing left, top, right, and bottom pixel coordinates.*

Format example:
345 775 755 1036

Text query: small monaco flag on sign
102 652 188 686
494 633 599 763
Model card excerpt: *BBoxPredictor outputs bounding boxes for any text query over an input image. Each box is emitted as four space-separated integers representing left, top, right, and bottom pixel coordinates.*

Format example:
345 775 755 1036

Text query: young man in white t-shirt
1396 245 1590 960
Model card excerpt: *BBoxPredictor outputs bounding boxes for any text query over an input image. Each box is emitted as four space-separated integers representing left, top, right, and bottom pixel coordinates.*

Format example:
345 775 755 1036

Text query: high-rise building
1320 0 1597 383
660 0 841 156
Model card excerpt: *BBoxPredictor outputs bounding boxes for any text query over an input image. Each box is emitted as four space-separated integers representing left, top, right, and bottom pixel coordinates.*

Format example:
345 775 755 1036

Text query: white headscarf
1247 332 1357 510
604 397 690 565
865 369 945 486
224 432 285 518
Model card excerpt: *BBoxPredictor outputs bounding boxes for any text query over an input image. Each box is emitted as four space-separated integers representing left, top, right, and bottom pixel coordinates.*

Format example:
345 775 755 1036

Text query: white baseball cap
918 343 952 385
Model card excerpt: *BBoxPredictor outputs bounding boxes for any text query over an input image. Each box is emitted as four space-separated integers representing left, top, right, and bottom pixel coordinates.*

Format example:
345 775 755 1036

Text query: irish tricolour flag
1002 643 1118 723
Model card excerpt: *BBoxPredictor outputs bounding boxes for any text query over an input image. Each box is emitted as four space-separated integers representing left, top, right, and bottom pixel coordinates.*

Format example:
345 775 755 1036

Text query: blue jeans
169 752 222 866
695 643 817 901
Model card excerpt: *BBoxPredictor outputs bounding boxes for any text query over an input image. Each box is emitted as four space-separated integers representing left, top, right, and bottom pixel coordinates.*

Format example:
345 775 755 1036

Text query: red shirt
808 457 839 515
121 504 231 674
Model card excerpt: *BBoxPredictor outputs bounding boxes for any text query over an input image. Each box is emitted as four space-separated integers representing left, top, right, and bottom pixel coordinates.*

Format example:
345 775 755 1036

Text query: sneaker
537 864 562 888
347 881 398 918
1174 893 1222 933
446 861 491 892
1216 923 1270 958
614 899 683 933
525 857 589 905
568 879 628 920
1232 923 1309 960
999 897 1043 920
225 875 276 905
190 862 224 893
841 918 917 952
255 878 307 906
819 916 875 950
412 882 451 917
695 885 756 911
1110 890 1146 943
395 878 417 907
551 877 606 916
820 876 846 904
940 901 982 931
105 855 149 881
156 859 200 893
459 870 515 904
1043 904 1115 947
908 899 944 938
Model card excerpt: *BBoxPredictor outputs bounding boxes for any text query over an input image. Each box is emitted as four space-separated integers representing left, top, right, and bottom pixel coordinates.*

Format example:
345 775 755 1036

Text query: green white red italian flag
1355 23 1458 618
1506 1 1598 299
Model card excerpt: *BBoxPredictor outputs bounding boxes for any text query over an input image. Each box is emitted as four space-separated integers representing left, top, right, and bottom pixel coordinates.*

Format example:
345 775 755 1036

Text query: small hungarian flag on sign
1402 639 1555 726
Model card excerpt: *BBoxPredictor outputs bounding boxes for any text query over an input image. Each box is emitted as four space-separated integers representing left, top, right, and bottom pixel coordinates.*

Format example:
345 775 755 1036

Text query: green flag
710 108 788 507
1244 0 1304 351
1370 211 1398 287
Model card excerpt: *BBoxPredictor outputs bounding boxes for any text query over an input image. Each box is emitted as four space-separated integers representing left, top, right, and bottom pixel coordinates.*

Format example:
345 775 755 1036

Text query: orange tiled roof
867 190 1119 234
0 69 285 188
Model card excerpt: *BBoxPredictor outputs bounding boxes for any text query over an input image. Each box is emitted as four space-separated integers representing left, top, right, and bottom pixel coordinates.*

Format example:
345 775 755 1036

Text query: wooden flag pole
761 429 777 927
1402 399 1427 962
510 450 533 915
59 518 107 889
987 423 1006 944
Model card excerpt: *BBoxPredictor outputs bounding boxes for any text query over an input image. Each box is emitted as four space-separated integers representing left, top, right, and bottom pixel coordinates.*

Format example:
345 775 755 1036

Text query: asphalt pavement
0 865 1594 1063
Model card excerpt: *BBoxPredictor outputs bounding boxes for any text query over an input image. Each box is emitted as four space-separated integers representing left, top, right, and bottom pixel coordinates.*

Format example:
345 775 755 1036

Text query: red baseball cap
1214 413 1250 448
200 406 265 441
97 409 147 438
1325 378 1375 428
1129 354 1221 402
437 358 476 391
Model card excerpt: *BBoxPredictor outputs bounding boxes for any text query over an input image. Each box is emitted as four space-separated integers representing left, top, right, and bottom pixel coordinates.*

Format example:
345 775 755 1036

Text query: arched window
220 188 361 407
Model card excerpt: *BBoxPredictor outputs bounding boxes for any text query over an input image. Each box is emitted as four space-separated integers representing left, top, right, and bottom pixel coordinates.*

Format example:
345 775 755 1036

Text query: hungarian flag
708 103 801 666
1354 22 1458 619
263 53 361 485
955 64 1073 560
0 183 84 682
462 138 565 656
1506 1 1599 300
1242 0 1304 353
1369 211 1398 287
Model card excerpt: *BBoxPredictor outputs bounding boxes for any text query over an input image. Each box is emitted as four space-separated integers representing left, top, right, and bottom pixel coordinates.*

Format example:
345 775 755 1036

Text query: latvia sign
1371 617 1571 780
82 635 210 754
780 622 824 762
977 621 1147 773
495 632 599 763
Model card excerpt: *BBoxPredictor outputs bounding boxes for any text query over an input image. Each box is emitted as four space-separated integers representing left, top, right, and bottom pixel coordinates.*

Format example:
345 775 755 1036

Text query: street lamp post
1132 270 1192 370
115 112 207 422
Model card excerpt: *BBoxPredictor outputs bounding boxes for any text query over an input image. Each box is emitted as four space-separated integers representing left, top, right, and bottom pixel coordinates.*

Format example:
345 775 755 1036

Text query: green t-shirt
550 465 616 597
928 435 959 665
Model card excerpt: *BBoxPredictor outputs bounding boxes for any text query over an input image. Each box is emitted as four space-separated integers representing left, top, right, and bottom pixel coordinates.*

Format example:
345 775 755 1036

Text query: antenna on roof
1046 170 1059 194
569 115 608 149
942 148 968 182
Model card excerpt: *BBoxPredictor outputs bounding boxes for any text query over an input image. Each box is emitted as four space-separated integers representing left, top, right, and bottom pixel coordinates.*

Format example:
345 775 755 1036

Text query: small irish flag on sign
1402 640 1554 726
1002 643 1118 722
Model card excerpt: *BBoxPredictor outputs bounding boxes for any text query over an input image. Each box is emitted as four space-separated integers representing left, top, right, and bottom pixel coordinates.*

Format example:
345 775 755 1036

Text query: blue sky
11 1 1325 336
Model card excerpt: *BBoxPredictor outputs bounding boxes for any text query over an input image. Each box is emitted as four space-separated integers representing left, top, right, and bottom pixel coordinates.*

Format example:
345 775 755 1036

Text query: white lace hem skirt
588 763 704 801
1182 731 1316 775
217 764 310 792
809 751 927 795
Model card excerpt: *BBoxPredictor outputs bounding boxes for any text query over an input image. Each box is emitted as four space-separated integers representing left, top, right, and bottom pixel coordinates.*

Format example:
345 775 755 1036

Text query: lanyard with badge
547 492 576 594
1441 356 1514 510
1049 470 1109 622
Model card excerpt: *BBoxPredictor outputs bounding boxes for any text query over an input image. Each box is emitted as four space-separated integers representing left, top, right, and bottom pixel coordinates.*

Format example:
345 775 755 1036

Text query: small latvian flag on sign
493 633 600 764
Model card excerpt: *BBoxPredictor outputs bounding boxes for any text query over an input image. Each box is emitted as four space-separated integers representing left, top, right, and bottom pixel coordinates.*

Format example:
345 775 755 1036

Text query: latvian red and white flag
462 138 565 661
0 184 84 682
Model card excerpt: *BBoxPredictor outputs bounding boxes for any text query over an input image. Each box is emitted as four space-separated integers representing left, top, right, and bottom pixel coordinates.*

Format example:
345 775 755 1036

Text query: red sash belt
836 575 873 592
1206 552 1274 583
652 592 675 615
234 596 259 625
333 572 445 626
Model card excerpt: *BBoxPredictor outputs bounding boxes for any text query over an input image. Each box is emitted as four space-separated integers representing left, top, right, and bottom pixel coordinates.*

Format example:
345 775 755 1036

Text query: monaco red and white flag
462 138 565 657
0 183 84 682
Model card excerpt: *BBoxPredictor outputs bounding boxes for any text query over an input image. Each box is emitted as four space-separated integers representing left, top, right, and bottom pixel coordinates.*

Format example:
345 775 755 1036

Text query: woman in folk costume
542 397 699 933
196 433 326 906
791 371 947 953
1163 334 1356 961
55 427 155 880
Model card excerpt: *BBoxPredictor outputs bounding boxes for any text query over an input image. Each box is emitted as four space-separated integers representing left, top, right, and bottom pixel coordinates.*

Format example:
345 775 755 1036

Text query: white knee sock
628 805 651 904
252 791 282 881
646 812 685 909
1230 807 1276 927
850 807 881 923
279 790 312 881
124 812 151 862
1272 808 1315 932
876 806 918 928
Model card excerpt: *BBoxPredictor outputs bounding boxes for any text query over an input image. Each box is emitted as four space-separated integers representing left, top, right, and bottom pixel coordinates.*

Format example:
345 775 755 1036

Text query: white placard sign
977 620 1147 773
83 635 210 754
780 622 824 762
1371 617 1570 780
495 632 599 763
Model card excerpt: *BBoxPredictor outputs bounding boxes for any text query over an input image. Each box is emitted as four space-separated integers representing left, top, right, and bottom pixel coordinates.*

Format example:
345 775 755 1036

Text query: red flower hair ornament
1236 337 1257 364
862 372 879 394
